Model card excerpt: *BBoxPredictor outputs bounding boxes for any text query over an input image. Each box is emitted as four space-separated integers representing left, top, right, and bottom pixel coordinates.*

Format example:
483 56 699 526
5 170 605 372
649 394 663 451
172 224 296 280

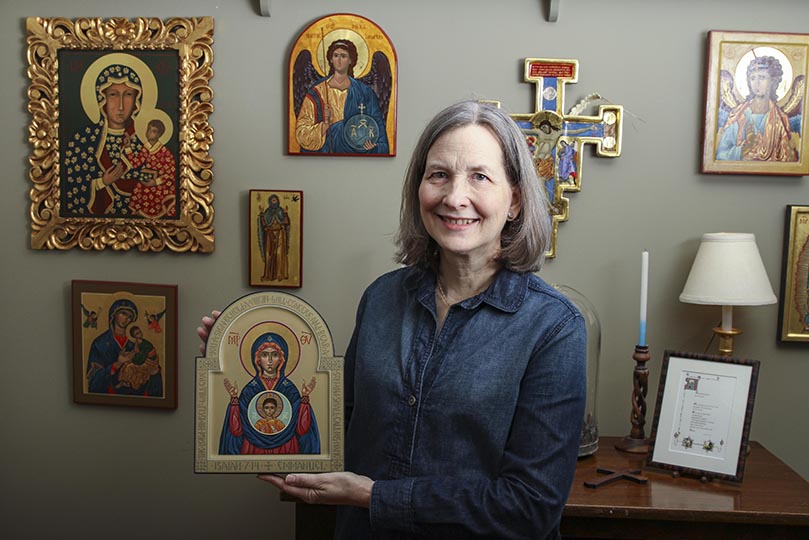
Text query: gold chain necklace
436 279 453 307
437 277 494 308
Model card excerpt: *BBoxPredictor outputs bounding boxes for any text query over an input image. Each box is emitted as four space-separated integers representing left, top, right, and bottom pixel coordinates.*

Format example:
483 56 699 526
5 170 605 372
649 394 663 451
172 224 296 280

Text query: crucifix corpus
497 58 624 258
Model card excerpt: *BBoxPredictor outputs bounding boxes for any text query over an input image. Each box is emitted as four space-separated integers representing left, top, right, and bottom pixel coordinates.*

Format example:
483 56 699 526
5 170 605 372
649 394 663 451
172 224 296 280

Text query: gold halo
80 53 158 124
239 321 301 377
316 29 370 78
530 110 564 130
734 47 793 101
134 109 174 146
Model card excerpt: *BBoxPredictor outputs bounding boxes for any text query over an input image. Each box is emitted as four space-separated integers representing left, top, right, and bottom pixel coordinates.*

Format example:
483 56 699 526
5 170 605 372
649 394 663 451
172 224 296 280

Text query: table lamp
679 233 776 356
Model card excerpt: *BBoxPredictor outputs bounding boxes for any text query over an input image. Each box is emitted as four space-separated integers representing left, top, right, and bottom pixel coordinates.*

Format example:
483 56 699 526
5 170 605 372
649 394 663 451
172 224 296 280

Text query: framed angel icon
287 13 397 156
702 30 809 175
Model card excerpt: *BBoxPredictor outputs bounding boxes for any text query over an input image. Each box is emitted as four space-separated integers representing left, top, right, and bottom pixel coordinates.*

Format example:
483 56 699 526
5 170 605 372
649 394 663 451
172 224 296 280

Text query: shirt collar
405 265 528 314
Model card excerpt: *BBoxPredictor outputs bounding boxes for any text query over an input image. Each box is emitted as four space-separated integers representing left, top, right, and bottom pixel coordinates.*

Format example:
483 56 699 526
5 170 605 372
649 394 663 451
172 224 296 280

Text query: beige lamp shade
679 233 776 306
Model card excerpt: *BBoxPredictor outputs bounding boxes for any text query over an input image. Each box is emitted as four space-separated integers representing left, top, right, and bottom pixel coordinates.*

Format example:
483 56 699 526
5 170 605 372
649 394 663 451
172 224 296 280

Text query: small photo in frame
72 280 177 409
778 205 809 342
701 30 808 175
646 350 760 482
249 190 303 288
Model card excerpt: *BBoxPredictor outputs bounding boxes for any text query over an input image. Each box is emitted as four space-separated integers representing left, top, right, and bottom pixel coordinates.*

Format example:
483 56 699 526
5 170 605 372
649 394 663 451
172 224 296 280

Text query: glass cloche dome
554 284 601 457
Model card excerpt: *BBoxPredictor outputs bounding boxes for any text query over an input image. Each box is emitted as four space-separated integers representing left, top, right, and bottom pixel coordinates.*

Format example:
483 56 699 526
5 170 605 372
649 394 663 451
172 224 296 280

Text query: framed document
195 291 343 473
646 350 760 482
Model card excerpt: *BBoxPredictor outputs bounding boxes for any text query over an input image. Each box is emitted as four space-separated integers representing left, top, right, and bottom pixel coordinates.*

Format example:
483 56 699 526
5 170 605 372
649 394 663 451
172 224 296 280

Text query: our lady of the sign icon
195 291 344 474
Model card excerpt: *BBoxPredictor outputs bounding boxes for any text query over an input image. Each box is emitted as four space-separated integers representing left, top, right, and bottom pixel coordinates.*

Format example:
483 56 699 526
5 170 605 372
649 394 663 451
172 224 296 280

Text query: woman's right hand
196 310 221 355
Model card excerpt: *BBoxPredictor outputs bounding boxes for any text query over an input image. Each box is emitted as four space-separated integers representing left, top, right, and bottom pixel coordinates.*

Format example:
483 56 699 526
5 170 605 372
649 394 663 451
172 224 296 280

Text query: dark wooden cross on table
584 467 648 489
494 58 624 258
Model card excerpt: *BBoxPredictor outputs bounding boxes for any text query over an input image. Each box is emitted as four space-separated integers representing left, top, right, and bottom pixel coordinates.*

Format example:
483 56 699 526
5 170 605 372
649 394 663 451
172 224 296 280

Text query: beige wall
2 0 807 537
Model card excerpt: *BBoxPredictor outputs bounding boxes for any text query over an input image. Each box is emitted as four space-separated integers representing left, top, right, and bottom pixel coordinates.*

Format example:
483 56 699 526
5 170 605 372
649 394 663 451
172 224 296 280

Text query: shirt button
407 395 417 406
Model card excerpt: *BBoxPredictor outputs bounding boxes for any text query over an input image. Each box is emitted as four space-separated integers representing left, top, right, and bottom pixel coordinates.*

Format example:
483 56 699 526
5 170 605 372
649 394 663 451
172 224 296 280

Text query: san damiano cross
494 58 623 258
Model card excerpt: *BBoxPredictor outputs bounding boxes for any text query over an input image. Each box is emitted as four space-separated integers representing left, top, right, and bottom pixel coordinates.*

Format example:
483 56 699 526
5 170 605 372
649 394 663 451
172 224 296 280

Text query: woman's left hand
258 471 373 508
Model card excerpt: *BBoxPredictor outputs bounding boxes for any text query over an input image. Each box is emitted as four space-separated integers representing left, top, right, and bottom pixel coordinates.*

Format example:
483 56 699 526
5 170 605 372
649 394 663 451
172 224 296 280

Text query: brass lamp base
712 326 742 357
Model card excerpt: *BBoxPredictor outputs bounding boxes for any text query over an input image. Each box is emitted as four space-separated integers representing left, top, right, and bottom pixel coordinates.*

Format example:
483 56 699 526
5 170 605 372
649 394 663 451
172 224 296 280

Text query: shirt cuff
368 477 415 533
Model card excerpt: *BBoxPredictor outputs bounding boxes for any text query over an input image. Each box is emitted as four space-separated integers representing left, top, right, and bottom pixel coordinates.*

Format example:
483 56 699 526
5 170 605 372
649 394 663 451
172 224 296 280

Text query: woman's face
103 83 138 129
418 124 520 266
748 69 774 99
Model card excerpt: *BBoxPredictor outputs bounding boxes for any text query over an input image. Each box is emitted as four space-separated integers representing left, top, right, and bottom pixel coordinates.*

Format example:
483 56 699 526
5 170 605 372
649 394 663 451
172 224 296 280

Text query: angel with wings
145 309 166 333
716 54 804 162
292 37 391 155
81 305 99 329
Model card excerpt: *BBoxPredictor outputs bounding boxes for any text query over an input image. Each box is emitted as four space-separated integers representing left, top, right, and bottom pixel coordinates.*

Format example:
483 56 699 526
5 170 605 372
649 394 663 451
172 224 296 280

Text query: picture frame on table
26 17 215 251
778 205 809 342
646 350 759 482
249 190 303 288
701 30 808 175
72 280 178 409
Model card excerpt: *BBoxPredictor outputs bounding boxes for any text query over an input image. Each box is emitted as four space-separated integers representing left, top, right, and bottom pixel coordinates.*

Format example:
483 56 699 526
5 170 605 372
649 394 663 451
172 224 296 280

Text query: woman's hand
258 472 373 508
196 310 221 355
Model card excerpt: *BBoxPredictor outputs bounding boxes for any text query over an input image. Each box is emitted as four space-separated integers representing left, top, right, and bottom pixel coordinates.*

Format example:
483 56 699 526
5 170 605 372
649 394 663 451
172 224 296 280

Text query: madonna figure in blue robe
220 332 320 455
295 39 389 155
87 299 163 397
62 56 152 217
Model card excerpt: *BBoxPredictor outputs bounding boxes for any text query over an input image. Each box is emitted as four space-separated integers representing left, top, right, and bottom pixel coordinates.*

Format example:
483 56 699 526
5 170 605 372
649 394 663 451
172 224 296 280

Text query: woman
199 101 585 539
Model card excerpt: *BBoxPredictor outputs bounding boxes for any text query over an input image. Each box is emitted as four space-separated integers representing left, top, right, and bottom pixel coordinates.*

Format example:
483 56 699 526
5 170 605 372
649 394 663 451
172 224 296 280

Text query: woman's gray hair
394 100 551 273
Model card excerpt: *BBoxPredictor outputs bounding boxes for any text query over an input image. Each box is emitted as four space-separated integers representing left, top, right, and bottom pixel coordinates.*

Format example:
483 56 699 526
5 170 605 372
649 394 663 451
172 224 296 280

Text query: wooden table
290 436 809 539
562 436 809 539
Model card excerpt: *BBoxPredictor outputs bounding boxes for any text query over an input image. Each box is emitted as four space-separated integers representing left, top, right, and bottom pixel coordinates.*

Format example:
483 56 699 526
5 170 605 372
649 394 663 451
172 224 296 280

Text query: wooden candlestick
616 344 651 454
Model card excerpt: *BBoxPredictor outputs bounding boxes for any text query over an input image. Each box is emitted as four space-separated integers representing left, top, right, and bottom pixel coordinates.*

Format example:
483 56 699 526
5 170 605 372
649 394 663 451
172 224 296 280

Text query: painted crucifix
497 58 624 258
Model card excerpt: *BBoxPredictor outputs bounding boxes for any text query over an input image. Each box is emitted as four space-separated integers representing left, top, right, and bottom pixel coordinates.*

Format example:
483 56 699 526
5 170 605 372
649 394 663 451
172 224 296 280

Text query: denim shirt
334 266 586 540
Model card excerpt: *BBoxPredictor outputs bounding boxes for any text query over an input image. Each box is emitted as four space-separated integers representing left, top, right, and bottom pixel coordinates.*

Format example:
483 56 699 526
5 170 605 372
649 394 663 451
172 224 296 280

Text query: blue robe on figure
300 77 389 155
219 333 320 455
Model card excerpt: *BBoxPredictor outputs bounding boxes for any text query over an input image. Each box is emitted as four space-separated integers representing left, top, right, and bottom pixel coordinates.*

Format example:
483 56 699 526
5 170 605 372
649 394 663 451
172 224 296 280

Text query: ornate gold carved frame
26 17 215 251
